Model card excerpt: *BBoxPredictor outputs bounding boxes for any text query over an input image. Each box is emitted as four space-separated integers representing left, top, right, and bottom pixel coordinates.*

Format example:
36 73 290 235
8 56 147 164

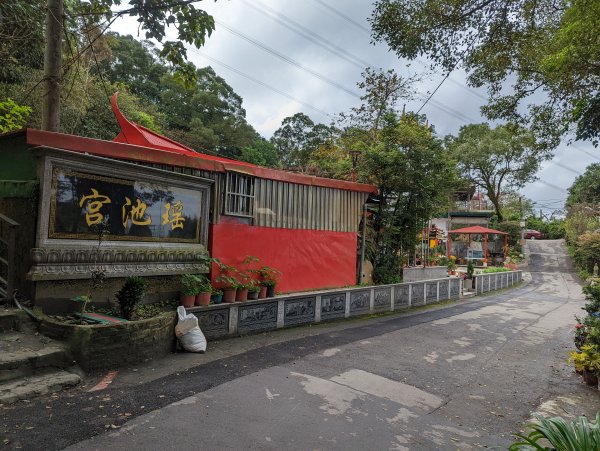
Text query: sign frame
35 148 213 250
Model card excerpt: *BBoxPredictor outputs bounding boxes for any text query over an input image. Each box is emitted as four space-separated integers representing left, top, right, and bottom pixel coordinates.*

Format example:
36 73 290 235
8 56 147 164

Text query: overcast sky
112 0 599 217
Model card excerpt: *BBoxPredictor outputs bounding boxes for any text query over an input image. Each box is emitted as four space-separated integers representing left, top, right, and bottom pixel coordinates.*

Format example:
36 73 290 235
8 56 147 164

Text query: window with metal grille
224 172 255 217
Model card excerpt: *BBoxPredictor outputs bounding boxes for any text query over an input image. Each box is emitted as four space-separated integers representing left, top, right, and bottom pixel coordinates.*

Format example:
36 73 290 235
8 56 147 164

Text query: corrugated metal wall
254 178 367 232
131 161 367 233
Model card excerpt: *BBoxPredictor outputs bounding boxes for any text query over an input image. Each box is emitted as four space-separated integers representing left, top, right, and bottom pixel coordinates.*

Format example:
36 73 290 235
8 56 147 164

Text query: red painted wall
210 222 358 293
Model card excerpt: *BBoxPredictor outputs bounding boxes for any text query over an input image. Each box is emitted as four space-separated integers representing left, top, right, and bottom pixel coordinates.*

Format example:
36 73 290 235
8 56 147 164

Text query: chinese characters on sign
79 189 111 226
79 192 185 231
50 168 204 243
161 201 185 230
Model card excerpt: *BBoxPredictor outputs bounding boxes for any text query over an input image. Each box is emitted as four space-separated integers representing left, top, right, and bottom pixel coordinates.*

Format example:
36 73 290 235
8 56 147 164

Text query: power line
308 0 488 102
241 0 486 120
189 49 333 120
311 0 371 34
215 18 480 125
241 0 370 70
215 19 360 99
571 144 600 162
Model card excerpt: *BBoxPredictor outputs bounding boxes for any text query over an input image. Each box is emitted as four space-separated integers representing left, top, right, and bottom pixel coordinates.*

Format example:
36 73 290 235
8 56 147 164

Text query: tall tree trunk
490 194 503 222
42 0 63 132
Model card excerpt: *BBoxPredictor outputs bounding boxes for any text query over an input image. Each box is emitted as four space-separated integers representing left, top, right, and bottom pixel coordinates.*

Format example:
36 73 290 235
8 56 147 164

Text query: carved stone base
28 247 209 280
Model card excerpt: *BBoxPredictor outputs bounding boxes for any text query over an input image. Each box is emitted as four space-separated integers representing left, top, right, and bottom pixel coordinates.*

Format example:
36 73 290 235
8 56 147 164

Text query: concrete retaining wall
39 312 177 371
402 266 448 282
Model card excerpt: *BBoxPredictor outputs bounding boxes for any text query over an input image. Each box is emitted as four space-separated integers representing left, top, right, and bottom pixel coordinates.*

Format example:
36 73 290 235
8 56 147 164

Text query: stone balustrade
187 271 522 340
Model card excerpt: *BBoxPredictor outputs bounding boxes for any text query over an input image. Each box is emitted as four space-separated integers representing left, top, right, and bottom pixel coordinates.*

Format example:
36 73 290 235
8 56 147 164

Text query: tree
359 113 456 283
500 192 534 222
339 67 416 137
567 164 600 207
370 0 600 148
238 139 279 168
42 0 216 131
0 99 32 133
271 113 336 171
446 123 543 222
158 66 259 155
97 33 168 104
0 1 45 84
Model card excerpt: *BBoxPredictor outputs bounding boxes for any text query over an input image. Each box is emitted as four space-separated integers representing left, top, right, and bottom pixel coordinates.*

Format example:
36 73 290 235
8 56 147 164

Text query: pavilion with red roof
447 225 509 263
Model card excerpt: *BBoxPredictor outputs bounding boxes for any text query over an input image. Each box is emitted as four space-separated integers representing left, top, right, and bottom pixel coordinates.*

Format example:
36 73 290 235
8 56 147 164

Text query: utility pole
519 196 525 244
42 0 63 132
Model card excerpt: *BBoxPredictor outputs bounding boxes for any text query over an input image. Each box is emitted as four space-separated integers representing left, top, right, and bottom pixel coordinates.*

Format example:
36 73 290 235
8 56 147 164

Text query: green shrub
509 412 600 451
546 220 566 239
116 277 149 320
467 260 474 278
482 267 509 273
573 232 600 273
583 283 600 315
494 221 521 247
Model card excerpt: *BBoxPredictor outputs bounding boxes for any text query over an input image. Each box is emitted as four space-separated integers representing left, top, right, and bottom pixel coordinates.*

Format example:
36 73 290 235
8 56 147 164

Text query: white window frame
224 171 255 218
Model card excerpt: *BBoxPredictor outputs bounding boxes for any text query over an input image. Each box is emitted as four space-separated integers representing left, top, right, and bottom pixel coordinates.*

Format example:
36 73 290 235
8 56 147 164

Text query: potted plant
254 265 281 297
214 260 240 303
447 256 457 275
262 279 277 298
247 281 260 300
235 280 251 302
463 260 475 290
569 344 600 386
194 275 212 306
211 288 223 304
180 274 199 308
216 274 238 303
481 257 488 268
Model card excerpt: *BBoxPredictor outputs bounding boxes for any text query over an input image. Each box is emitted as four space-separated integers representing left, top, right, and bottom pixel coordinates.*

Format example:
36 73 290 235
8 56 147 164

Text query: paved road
2 240 599 450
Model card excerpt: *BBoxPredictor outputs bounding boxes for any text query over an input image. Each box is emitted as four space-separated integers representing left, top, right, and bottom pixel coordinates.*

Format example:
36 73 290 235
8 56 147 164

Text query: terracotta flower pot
180 294 195 308
258 286 268 299
223 288 237 303
195 291 211 306
236 288 249 302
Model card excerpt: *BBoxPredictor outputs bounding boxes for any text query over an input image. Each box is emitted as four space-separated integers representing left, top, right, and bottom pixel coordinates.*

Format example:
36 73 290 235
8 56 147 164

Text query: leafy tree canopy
446 123 543 221
0 99 32 133
97 33 168 104
567 163 600 207
0 1 45 83
271 113 336 171
370 0 600 148
500 191 534 222
72 0 216 84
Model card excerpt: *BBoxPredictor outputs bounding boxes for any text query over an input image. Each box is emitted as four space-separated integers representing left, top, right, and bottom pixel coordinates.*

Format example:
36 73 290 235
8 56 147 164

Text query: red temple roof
448 225 508 235
111 93 259 168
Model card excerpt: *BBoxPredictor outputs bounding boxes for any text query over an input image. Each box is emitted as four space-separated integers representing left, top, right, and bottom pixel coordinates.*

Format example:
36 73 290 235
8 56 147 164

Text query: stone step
0 347 73 383
0 369 81 405
0 309 20 332
0 309 35 333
